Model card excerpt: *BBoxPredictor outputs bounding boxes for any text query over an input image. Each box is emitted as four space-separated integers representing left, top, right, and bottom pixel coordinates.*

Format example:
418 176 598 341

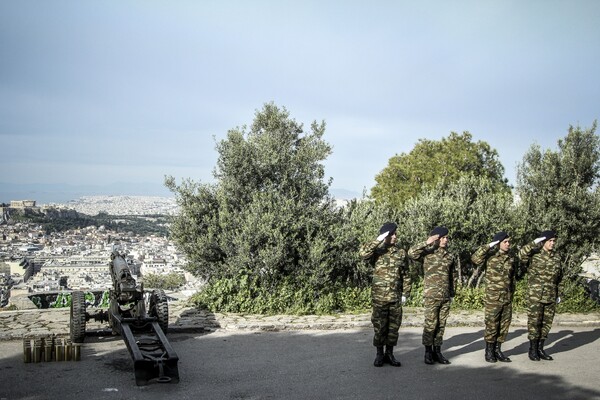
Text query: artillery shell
23 339 32 363
73 343 81 361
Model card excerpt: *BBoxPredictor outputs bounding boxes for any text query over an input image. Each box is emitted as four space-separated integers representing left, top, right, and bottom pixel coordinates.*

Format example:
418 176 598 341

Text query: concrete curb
1 305 599 341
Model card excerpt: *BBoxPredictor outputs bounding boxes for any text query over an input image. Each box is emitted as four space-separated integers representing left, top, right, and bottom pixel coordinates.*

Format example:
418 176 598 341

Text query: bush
190 274 372 315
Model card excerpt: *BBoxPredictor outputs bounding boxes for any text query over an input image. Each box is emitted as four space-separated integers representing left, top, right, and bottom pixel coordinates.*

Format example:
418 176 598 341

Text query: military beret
492 231 509 243
539 230 557 240
379 222 397 235
429 226 449 237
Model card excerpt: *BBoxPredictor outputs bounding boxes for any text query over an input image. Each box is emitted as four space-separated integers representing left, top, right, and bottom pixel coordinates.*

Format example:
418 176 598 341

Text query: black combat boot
528 339 540 361
424 345 434 365
384 345 401 367
374 346 385 367
485 342 497 363
494 341 511 362
433 345 451 364
538 339 553 361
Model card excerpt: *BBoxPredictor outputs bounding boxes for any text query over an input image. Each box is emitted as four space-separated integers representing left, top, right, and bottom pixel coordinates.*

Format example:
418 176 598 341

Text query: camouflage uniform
518 240 563 341
471 244 517 344
360 239 412 347
408 241 456 346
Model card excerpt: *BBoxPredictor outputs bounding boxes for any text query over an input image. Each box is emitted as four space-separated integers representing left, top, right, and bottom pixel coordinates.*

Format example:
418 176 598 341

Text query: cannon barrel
110 252 141 303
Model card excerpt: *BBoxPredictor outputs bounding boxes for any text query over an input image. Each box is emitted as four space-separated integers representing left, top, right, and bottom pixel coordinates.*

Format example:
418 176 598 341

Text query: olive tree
165 103 373 312
516 121 600 278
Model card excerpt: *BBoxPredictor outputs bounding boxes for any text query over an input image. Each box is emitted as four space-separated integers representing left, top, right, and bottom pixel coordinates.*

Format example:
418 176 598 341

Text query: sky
1 1 599 202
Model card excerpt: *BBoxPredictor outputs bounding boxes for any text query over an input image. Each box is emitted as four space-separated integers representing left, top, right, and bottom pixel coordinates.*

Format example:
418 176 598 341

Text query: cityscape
0 196 200 309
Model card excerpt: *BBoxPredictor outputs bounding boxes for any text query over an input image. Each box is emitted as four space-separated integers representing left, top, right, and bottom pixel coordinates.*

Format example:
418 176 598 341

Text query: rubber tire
149 289 169 334
70 291 86 343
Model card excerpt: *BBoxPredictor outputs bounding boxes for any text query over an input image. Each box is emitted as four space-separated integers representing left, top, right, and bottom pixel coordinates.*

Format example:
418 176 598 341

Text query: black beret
429 226 449 237
539 230 557 240
379 222 397 235
492 231 509 243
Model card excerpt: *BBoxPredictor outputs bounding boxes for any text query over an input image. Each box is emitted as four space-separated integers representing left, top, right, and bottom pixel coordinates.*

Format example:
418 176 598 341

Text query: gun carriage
69 251 179 385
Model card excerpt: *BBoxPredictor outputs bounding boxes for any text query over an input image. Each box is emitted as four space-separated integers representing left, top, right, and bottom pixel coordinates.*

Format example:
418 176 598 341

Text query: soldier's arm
471 244 489 266
399 249 412 298
359 240 381 260
407 240 429 261
517 240 541 264
513 255 526 280
449 255 458 298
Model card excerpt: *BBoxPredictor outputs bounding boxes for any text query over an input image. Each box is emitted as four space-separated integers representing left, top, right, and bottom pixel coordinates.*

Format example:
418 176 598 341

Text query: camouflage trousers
422 298 451 346
527 301 556 340
371 301 403 347
484 300 512 343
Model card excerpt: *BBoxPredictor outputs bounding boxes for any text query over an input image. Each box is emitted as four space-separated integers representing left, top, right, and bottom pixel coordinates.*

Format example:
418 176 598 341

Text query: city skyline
2 1 599 203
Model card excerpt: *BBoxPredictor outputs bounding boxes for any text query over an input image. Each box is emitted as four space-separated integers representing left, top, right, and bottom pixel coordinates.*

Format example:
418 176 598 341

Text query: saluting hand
534 236 547 244
426 234 439 245
489 240 500 248
377 231 389 241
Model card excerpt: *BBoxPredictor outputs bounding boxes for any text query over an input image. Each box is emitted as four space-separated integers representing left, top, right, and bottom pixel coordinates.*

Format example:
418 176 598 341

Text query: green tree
395 174 514 286
166 103 372 313
371 131 508 208
516 121 600 278
143 273 186 290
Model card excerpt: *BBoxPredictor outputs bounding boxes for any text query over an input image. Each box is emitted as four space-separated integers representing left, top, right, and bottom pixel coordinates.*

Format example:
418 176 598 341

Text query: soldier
360 222 412 367
408 226 456 365
518 230 563 361
471 231 518 363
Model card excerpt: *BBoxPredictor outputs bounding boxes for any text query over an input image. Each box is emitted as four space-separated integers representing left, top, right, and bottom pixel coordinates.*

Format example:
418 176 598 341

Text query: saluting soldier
518 230 563 361
471 231 518 363
408 226 456 365
360 222 412 367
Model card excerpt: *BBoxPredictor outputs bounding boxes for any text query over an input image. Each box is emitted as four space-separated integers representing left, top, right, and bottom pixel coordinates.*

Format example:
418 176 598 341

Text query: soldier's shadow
442 329 486 358
499 328 600 358
544 328 600 355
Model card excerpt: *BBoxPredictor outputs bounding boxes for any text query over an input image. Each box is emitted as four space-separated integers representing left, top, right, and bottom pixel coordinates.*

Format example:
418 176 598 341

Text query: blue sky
1 1 599 201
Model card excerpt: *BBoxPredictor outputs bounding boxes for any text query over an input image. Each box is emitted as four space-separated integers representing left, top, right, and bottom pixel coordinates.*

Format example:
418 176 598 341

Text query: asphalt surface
1 325 599 400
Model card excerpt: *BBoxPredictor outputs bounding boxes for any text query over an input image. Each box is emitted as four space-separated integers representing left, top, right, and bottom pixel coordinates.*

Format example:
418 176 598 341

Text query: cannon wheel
149 289 169 334
70 291 87 343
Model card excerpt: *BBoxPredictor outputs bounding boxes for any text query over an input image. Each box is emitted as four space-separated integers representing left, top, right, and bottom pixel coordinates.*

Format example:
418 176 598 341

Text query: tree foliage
143 272 186 290
394 175 515 286
166 107 600 314
516 121 600 278
166 103 370 312
371 131 508 208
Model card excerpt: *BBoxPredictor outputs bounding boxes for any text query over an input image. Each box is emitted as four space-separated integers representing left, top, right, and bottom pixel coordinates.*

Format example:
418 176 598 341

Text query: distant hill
1 182 362 205
0 182 173 205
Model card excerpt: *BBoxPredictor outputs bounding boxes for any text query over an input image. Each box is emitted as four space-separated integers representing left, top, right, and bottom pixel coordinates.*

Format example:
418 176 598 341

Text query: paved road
1 325 599 400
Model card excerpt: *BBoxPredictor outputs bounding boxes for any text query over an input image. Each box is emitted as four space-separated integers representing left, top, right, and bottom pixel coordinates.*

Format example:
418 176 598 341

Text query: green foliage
516 121 600 278
452 286 485 310
557 279 600 313
395 174 515 285
511 279 529 312
167 103 372 313
170 108 600 315
190 274 372 315
12 212 170 237
143 272 186 290
403 278 423 307
371 131 508 208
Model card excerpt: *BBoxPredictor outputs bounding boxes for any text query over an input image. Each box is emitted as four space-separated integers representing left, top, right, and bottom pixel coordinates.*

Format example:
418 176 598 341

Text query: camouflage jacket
518 241 563 303
408 241 456 300
471 244 517 304
360 239 412 304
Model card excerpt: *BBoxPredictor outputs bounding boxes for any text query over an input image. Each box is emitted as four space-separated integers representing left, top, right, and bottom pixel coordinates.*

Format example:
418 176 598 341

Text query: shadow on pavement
1 327 599 400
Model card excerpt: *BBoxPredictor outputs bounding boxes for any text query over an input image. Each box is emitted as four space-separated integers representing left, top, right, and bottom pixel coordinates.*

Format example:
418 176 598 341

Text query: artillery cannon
69 251 179 385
